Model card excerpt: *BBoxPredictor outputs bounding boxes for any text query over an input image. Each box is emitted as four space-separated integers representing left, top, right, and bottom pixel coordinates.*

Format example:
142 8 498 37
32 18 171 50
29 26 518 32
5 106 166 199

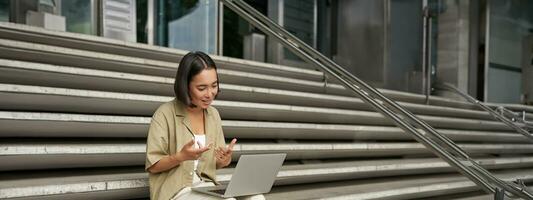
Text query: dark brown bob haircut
174 51 220 107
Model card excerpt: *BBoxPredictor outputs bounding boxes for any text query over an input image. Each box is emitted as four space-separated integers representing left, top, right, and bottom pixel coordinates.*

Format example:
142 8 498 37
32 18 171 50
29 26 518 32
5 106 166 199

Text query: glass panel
222 0 265 59
428 0 442 78
0 0 9 22
38 0 56 13
487 0 533 103
137 0 148 43
222 7 243 58
283 0 315 61
13 0 38 24
61 0 94 35
156 0 217 54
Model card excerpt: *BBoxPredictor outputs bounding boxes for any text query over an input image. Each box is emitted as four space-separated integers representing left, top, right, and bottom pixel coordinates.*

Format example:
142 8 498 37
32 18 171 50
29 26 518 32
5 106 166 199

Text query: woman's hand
175 139 211 162
216 138 237 168
147 139 211 174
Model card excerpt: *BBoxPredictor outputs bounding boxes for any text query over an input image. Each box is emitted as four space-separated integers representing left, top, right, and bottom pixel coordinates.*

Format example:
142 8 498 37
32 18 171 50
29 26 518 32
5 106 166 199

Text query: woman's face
188 68 218 109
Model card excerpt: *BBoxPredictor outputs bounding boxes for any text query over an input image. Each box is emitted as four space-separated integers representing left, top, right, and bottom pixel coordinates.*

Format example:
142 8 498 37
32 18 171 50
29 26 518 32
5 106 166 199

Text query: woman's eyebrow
196 80 218 87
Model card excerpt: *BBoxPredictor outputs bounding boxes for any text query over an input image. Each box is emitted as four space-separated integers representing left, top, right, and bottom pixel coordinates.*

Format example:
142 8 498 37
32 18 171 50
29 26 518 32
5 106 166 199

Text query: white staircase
0 22 532 199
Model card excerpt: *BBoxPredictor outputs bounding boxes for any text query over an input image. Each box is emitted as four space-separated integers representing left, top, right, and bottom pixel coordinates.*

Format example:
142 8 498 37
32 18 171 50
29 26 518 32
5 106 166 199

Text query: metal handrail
219 0 533 198
435 82 533 142
496 107 533 130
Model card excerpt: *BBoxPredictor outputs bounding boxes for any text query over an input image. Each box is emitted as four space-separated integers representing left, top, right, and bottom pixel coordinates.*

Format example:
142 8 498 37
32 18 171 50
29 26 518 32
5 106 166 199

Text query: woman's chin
200 103 210 109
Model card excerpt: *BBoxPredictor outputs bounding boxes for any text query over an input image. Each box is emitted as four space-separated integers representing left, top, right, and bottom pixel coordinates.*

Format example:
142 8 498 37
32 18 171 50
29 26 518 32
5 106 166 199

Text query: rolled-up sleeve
145 114 169 171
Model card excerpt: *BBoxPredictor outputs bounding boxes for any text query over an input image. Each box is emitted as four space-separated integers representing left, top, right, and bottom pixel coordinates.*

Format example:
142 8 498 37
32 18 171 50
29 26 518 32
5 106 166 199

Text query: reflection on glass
222 0 265 59
428 0 443 76
223 7 243 58
39 0 56 13
487 0 533 103
61 0 93 35
156 0 217 54
283 0 315 61
0 0 9 22
137 0 148 43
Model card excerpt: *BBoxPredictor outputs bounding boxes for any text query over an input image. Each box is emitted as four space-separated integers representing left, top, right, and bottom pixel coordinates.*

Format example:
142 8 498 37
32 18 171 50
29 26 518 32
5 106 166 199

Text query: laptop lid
223 153 286 197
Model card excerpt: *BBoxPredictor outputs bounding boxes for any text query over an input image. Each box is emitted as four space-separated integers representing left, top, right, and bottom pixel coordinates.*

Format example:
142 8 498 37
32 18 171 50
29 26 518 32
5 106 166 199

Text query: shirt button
189 172 193 175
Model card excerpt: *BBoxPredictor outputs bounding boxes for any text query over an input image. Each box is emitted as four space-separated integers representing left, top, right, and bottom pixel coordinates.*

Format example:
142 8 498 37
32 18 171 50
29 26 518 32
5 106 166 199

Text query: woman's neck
186 106 203 115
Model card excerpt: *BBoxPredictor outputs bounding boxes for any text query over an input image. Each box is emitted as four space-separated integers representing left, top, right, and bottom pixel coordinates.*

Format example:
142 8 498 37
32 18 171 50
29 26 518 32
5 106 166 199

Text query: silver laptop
192 153 286 198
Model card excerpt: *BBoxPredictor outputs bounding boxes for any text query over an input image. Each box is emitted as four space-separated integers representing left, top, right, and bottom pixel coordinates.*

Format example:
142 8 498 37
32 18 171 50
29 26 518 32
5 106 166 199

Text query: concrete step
0 168 149 200
0 83 496 121
2 139 533 171
0 111 525 143
0 92 515 131
0 58 347 96
0 23 502 111
0 84 517 131
1 164 532 200
2 23 533 116
0 38 178 77
453 187 533 200
3 58 532 120
266 169 533 200
0 39 329 93
0 22 325 82
270 156 533 186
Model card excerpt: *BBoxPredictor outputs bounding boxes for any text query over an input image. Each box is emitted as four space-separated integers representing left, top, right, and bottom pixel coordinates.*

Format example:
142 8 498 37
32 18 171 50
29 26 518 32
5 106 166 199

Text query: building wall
435 0 472 100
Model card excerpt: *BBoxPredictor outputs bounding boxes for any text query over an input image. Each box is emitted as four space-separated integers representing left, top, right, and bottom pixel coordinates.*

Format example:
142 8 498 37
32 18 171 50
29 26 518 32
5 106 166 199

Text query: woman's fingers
215 148 230 159
216 147 225 155
228 138 237 151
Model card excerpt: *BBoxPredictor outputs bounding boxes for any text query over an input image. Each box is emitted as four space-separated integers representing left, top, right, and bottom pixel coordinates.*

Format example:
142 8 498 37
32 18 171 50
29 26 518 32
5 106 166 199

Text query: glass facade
156 0 217 54
428 0 442 77
61 0 94 35
283 0 315 62
0 0 8 22
136 0 148 43
222 0 265 59
487 0 533 103
222 7 244 58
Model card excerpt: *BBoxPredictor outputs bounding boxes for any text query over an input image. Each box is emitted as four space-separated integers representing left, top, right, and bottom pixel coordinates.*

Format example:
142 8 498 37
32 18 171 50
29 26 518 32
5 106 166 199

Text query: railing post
494 187 505 200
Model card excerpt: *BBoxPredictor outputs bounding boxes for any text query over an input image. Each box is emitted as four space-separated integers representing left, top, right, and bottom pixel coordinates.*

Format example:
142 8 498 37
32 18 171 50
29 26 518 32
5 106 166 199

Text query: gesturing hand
216 138 237 168
176 139 211 161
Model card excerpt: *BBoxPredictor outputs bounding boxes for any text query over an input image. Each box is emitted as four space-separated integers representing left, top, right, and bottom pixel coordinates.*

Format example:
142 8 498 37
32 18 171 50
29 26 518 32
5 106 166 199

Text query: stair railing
219 0 533 198
435 82 533 142
496 107 533 131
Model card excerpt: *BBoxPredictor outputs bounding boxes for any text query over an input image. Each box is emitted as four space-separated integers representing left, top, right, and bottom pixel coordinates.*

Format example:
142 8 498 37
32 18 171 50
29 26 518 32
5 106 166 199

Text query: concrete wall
435 0 472 100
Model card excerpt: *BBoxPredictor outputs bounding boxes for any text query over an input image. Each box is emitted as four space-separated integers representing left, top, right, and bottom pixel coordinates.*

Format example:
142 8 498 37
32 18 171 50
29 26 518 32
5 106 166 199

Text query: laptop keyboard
210 189 226 195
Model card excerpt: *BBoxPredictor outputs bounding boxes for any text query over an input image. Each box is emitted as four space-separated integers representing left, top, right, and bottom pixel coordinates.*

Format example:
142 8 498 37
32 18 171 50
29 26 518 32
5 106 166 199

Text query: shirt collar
173 98 211 117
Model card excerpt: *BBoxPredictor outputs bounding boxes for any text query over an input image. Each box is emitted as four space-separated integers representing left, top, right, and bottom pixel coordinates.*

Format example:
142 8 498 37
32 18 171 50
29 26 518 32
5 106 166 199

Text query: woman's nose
206 88 214 98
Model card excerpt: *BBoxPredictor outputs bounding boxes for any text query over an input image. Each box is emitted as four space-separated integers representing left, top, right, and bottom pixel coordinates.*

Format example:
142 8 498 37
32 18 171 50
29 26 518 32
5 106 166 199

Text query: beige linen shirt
145 99 226 200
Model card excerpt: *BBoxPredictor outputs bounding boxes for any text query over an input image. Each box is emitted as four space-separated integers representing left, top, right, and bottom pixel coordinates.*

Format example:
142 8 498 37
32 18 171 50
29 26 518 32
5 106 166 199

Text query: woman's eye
198 87 206 91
